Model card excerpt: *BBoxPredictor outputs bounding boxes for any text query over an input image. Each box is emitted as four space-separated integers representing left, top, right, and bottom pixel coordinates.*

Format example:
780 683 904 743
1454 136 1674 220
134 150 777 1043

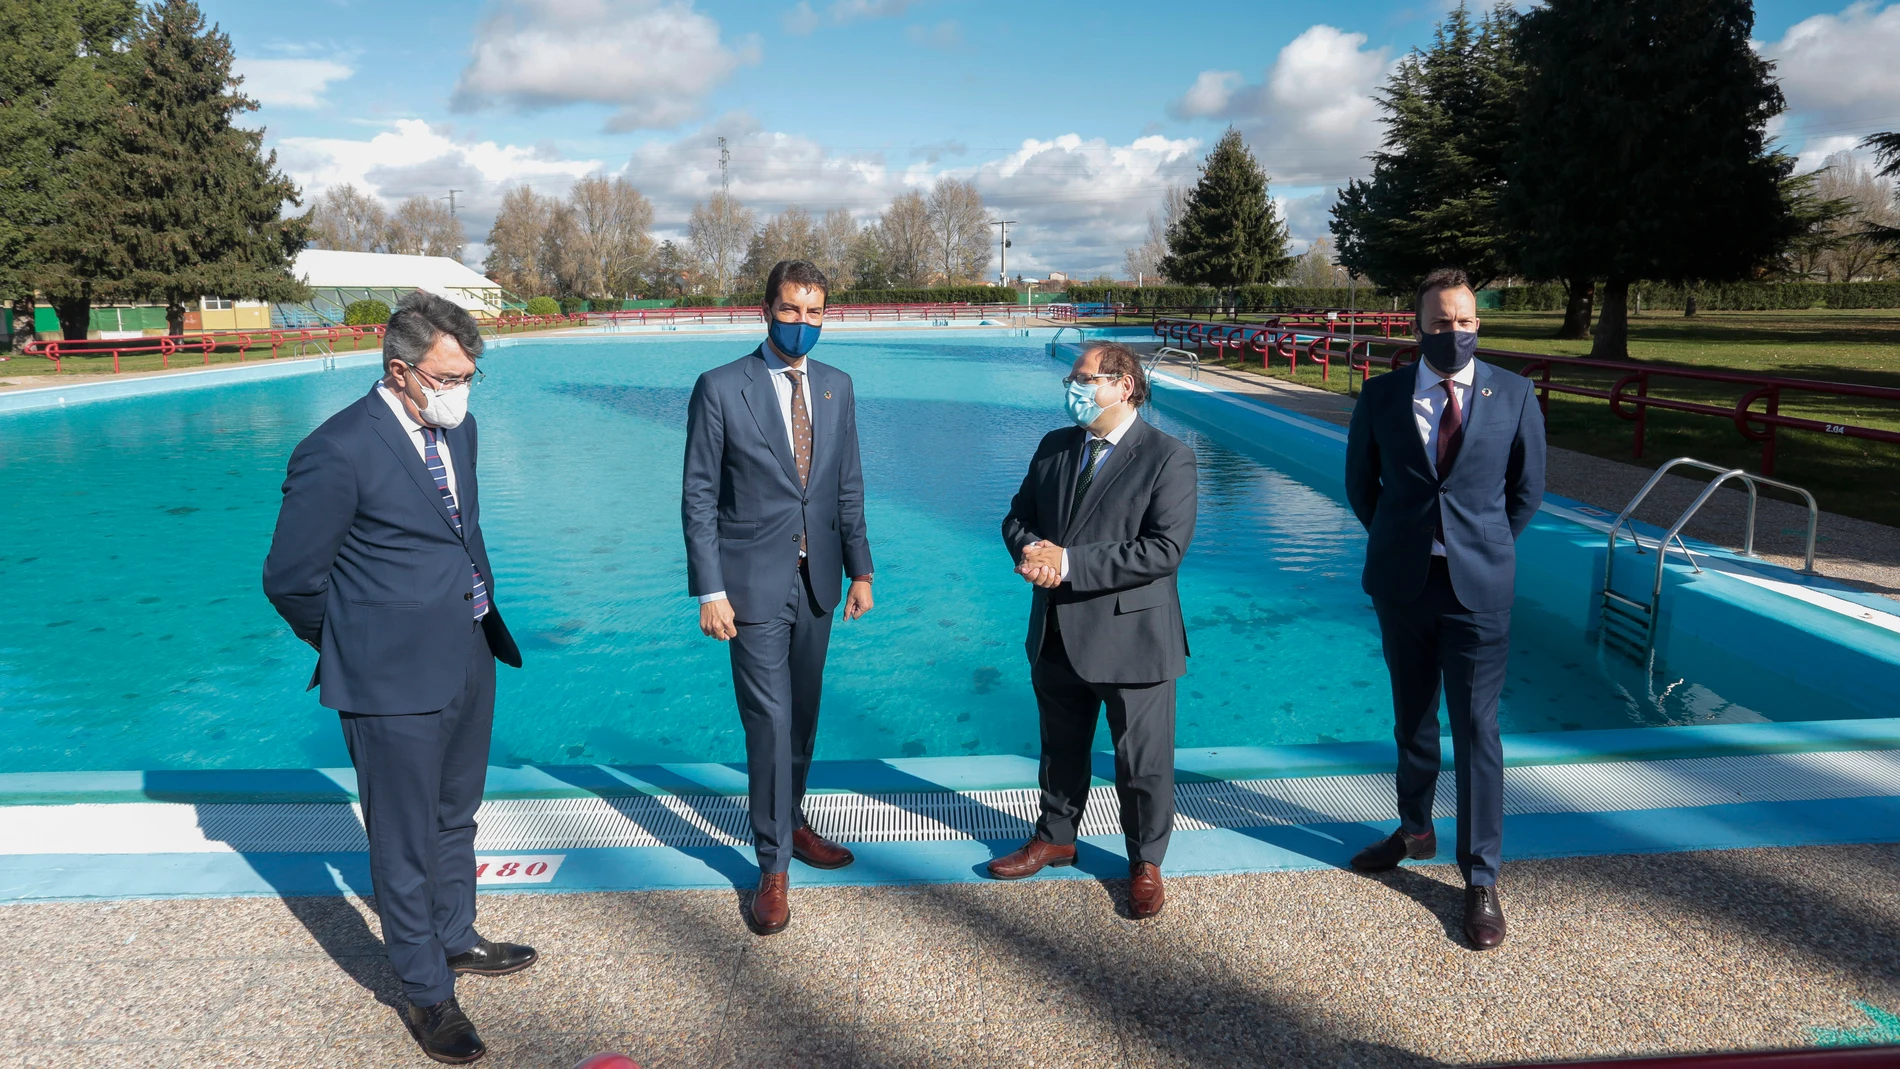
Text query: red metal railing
24 325 389 373
1102 304 1410 335
1152 319 1900 476
571 301 1069 326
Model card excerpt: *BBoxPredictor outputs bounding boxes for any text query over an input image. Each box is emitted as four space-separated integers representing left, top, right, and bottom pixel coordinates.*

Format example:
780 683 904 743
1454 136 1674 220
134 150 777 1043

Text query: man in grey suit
992 341 1198 919
681 259 875 935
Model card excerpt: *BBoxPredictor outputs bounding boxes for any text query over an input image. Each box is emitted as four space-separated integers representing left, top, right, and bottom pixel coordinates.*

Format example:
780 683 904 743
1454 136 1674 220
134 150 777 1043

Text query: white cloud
906 19 961 49
782 0 917 34
1169 24 1392 186
1761 2 1900 168
234 58 355 109
451 0 759 132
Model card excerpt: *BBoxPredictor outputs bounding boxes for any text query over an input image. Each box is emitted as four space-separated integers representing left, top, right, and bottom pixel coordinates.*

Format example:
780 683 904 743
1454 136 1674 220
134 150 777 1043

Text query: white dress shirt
697 344 817 606
1412 359 1475 557
1057 407 1140 581
376 383 459 503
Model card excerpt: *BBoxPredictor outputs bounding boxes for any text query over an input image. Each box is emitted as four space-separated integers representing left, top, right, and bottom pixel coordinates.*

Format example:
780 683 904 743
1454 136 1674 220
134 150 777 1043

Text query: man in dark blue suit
682 260 875 935
264 291 532 1064
1344 267 1546 949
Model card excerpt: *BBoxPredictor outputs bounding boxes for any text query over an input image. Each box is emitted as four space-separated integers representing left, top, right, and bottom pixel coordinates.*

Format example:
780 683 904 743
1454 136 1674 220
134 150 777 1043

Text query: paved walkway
8 844 1898 1067
1165 358 1900 600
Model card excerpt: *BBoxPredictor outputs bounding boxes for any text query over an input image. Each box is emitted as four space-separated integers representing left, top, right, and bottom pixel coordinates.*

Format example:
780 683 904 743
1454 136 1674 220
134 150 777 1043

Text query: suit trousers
1032 625 1176 867
1372 556 1508 886
339 624 495 1006
730 562 834 873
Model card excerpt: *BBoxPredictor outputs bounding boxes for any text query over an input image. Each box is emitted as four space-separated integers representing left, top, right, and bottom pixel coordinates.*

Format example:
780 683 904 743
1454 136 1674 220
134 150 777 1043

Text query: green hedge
1490 281 1900 312
1064 284 1397 309
343 299 391 326
523 296 561 315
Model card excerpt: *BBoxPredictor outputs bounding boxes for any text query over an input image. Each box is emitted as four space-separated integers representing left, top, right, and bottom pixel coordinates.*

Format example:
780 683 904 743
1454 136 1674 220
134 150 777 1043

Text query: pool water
0 332 1880 773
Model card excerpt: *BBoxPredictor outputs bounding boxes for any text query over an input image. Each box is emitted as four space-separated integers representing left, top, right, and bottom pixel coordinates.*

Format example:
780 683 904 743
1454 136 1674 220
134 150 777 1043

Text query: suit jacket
262 386 522 715
1344 359 1547 613
1002 416 1197 685
682 346 873 623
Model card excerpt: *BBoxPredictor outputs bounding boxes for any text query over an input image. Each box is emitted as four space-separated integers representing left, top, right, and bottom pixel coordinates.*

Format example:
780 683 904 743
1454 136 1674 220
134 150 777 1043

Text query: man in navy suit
264 291 532 1064
1344 267 1546 949
682 259 875 935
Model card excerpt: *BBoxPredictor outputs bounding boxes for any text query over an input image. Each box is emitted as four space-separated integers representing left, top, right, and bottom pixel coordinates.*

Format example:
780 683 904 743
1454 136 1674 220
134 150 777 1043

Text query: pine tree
1505 0 1795 359
0 0 139 342
1161 129 1290 290
1330 4 1522 297
36 0 308 337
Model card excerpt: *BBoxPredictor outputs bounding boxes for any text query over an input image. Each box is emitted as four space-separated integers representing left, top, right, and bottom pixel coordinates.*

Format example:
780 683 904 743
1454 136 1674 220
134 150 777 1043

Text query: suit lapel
1393 362 1436 475
448 422 477 531
1052 426 1083 535
805 361 837 483
367 389 462 539
1066 418 1146 541
740 347 802 489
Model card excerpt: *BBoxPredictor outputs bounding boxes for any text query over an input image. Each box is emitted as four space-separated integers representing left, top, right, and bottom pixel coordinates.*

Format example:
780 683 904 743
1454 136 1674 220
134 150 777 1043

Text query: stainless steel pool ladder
1150 346 1201 380
1600 457 1819 651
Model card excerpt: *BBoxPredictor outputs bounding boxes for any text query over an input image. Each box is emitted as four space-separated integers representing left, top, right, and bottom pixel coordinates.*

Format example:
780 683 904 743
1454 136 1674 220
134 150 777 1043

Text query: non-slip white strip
6 748 1900 856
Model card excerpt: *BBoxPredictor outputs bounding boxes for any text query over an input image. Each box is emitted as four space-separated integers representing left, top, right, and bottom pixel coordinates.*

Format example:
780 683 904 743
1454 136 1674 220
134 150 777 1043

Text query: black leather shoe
1464 884 1507 949
405 996 486 1064
1350 829 1437 873
448 936 538 977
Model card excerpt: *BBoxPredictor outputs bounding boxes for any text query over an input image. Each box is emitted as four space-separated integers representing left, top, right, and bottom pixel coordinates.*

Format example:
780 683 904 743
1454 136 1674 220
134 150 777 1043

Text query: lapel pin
824 391 832 400
1480 387 1493 397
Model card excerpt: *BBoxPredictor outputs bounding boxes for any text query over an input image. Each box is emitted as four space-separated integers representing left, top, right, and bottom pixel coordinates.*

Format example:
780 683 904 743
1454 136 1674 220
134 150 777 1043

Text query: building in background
277 250 509 326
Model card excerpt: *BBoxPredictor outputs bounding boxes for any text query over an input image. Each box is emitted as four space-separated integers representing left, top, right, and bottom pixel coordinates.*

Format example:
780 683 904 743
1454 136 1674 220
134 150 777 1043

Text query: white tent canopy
292 250 504 314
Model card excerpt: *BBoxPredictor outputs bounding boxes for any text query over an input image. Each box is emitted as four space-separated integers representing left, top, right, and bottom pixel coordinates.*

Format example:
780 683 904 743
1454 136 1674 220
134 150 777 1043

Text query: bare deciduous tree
925 178 991 285
815 208 858 291
384 195 464 258
307 183 388 253
484 184 559 296
688 192 756 296
742 206 822 292
1123 184 1187 282
877 191 933 288
558 175 656 299
1816 151 1898 282
1287 236 1351 288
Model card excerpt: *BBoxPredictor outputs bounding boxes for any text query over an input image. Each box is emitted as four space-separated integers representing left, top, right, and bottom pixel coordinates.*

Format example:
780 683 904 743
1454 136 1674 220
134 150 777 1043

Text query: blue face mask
1064 379 1105 427
767 317 822 359
1418 330 1478 376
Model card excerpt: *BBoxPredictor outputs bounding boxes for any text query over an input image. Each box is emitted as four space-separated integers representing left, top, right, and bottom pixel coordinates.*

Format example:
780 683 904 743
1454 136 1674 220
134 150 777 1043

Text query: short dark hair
1083 341 1150 406
763 259 829 310
384 289 483 371
1414 267 1472 321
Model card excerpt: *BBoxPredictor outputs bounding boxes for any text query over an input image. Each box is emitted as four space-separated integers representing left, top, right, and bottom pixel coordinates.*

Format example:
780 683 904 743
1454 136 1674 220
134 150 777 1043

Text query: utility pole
718 136 730 195
991 219 1015 289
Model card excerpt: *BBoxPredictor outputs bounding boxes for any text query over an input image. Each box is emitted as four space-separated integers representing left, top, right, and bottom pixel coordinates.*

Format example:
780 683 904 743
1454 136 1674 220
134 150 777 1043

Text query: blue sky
204 0 1900 278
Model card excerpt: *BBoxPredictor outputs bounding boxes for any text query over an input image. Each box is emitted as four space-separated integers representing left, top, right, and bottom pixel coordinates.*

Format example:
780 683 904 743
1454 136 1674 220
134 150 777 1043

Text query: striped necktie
422 427 489 621
1071 438 1110 521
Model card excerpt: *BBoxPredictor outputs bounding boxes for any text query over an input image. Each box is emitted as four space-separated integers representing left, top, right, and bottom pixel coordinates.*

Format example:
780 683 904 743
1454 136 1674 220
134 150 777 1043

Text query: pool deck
8 844 1900 1067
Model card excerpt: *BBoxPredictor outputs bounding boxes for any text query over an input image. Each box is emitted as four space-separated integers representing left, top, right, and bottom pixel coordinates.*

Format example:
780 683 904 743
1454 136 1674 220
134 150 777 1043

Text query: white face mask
416 382 469 429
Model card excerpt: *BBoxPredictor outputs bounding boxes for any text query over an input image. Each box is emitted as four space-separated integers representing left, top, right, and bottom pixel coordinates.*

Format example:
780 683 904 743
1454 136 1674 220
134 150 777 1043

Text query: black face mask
1418 330 1478 376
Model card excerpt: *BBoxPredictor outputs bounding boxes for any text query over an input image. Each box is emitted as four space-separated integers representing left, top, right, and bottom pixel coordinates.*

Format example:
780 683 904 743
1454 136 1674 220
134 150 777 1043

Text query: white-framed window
200 296 232 311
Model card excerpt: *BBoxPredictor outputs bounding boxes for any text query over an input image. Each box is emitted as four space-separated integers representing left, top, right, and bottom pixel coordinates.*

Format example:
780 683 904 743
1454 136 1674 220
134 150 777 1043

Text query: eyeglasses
406 362 485 389
1061 372 1124 387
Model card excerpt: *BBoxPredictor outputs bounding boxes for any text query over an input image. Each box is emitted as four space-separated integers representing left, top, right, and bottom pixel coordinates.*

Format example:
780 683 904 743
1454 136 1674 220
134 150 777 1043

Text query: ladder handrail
1602 456 1821 646
1152 345 1201 380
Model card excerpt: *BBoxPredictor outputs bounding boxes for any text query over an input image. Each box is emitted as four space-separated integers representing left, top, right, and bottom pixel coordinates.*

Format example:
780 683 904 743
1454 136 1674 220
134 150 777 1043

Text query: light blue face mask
1064 379 1105 427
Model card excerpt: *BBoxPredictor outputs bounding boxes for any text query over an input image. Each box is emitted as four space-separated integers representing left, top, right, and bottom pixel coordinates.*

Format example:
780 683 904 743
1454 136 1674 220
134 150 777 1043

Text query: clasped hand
1016 540 1064 589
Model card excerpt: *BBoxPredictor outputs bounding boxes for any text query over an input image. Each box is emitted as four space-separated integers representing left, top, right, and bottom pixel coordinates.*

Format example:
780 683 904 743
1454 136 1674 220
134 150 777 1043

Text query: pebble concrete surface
8 844 1900 1067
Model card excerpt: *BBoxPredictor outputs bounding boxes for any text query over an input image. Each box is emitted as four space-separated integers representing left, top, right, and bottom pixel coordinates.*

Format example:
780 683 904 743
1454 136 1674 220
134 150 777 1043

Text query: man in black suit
1344 267 1546 949
992 341 1198 919
264 291 533 1064
682 260 875 935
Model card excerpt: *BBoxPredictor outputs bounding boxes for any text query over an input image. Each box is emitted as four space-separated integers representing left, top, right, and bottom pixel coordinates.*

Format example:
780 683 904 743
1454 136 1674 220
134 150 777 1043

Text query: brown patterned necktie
786 366 812 556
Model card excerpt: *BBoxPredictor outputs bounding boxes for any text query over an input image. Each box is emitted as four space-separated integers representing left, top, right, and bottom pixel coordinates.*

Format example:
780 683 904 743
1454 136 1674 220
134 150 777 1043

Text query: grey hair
383 290 483 371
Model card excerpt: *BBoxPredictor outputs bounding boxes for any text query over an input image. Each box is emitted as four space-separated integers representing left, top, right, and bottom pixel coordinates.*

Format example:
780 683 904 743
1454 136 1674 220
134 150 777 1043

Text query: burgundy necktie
1436 379 1463 476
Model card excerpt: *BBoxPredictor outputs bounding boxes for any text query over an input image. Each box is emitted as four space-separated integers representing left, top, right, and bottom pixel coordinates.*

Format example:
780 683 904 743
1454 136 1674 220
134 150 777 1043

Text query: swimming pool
1 330 1892 775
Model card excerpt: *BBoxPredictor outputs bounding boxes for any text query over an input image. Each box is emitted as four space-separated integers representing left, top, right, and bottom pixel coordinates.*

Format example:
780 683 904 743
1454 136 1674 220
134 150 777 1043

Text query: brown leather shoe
986 838 1077 880
1464 884 1506 949
749 871 790 935
792 825 855 869
1129 862 1165 919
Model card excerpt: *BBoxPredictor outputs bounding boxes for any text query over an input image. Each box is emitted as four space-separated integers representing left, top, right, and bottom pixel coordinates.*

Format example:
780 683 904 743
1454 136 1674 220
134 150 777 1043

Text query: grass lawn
0 318 584 379
1109 309 1900 528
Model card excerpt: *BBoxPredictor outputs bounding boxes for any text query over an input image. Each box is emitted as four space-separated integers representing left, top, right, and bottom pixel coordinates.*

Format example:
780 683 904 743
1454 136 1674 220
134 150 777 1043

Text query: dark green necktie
1071 438 1109 521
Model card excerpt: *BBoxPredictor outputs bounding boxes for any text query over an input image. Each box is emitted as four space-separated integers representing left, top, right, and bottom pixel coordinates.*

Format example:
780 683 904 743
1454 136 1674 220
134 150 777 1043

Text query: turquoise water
0 332 1881 773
